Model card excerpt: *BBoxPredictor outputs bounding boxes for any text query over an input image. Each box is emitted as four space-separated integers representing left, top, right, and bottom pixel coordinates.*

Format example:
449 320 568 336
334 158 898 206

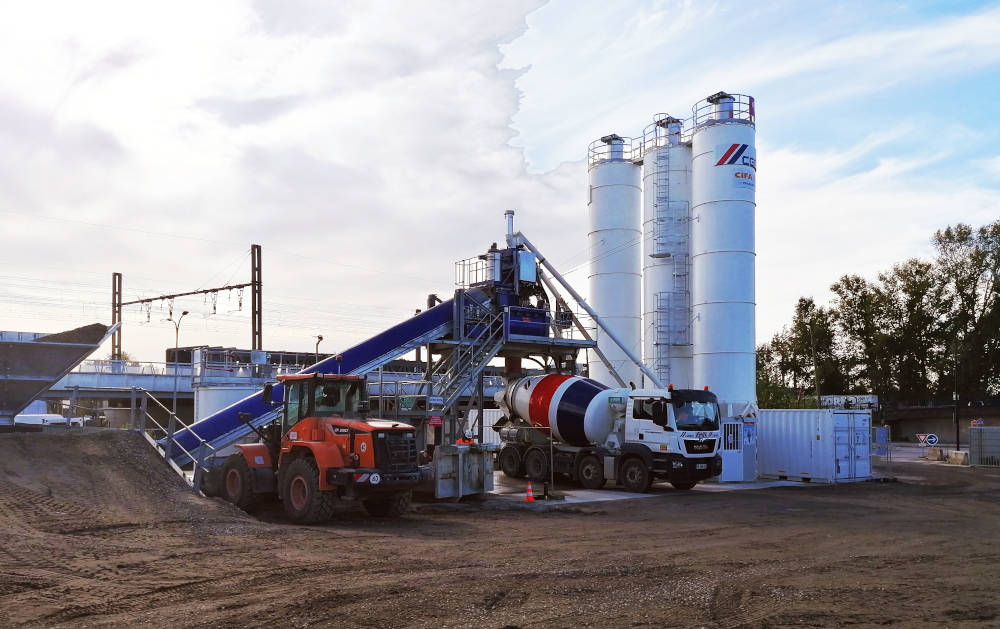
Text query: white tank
587 134 642 387
689 92 757 406
641 115 693 389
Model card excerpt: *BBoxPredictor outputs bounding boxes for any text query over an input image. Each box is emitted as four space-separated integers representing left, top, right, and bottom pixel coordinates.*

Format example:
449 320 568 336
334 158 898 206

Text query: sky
0 0 998 362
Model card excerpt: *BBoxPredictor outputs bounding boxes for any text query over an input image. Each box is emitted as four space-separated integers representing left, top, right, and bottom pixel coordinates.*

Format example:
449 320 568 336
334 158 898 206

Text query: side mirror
261 382 274 404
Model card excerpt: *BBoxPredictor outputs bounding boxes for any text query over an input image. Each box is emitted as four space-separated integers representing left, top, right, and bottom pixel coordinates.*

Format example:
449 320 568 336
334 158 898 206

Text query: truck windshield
672 398 720 430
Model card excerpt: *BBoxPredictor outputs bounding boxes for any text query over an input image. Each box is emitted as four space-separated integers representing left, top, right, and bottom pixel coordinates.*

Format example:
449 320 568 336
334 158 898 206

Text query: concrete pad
488 471 812 507
947 450 970 466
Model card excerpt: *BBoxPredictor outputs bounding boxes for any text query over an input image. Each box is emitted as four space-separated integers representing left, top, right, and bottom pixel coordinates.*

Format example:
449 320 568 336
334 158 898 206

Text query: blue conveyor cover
168 298 454 463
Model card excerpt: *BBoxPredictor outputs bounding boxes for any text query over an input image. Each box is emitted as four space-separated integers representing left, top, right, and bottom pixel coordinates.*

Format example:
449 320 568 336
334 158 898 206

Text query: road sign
925 433 939 446
971 419 985 427
916 433 929 446
428 415 442 427
428 396 444 407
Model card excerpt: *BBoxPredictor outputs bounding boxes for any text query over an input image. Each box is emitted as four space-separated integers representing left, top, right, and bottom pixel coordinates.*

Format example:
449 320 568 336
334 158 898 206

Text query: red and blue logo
716 143 756 170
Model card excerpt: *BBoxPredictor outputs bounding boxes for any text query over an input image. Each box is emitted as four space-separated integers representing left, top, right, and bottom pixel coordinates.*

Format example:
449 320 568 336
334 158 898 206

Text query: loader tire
282 457 336 524
363 490 412 518
221 454 258 511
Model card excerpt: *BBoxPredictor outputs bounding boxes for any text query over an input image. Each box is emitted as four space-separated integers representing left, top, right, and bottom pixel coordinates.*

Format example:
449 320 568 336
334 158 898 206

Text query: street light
315 335 323 363
171 310 189 415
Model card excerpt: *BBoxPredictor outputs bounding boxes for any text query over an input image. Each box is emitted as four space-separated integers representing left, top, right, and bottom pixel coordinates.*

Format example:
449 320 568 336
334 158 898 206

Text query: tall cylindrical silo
587 134 642 387
690 92 757 406
642 115 693 389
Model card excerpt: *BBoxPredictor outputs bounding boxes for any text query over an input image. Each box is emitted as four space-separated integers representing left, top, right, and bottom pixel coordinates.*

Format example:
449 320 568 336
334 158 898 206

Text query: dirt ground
1 431 998 628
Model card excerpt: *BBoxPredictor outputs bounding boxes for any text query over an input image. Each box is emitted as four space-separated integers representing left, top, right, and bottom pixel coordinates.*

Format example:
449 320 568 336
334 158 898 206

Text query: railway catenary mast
587 134 642 388
641 115 693 389
689 92 757 410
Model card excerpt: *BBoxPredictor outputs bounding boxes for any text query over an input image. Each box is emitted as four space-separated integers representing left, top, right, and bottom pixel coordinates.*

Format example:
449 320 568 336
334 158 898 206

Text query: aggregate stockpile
494 374 722 492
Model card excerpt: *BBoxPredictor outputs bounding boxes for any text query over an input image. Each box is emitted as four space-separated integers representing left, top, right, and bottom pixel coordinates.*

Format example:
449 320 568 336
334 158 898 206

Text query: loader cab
277 374 369 434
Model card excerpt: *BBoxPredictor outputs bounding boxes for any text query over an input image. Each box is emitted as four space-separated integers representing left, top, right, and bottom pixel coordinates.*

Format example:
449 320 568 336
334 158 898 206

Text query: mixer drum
505 374 617 447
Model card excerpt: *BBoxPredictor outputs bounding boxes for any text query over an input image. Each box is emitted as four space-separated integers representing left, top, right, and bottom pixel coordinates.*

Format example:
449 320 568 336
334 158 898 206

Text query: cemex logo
716 143 756 170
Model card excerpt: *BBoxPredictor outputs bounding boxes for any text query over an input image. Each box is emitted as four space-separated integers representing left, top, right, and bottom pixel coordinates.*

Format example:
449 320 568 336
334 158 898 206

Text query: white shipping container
757 409 872 483
465 409 506 446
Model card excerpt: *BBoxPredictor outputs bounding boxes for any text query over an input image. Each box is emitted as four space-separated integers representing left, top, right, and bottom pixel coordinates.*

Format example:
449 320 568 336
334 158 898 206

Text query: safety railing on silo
691 93 756 127
587 134 641 168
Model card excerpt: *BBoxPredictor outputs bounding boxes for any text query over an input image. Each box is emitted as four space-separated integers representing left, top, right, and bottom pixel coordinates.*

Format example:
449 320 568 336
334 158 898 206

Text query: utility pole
111 273 122 361
251 244 262 351
171 311 189 415
954 339 960 451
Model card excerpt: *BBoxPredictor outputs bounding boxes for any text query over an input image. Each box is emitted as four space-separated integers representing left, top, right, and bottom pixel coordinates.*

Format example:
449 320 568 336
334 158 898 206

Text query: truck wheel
620 457 652 493
671 481 697 491
577 455 605 490
363 490 412 518
498 446 525 478
524 448 549 482
282 457 336 524
221 454 258 511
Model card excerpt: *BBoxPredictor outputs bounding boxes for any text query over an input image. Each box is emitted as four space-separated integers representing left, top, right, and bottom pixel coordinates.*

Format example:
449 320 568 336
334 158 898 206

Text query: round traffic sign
925 433 939 446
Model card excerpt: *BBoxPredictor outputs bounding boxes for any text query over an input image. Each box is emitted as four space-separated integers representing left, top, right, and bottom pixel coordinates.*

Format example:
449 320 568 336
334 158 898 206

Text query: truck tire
221 454 258 511
524 448 549 482
282 457 336 524
620 457 652 493
498 446 525 478
577 455 606 490
671 481 697 491
363 490 412 518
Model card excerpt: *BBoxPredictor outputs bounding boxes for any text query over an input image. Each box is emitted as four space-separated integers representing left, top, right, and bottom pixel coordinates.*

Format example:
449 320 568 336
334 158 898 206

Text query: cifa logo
716 143 756 170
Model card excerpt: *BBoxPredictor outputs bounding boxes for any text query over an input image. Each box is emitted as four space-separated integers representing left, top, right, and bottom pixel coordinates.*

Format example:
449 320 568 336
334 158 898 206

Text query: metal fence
969 427 1000 467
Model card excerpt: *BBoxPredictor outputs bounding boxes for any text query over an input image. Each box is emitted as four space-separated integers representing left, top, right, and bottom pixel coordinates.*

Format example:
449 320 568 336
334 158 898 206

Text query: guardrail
132 389 216 493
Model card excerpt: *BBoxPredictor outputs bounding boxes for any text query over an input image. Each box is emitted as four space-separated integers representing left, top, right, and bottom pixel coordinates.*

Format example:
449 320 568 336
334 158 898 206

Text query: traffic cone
524 481 535 503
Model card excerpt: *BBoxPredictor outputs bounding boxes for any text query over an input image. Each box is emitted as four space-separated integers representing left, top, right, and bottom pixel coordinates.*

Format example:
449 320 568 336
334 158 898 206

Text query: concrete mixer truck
494 374 722 492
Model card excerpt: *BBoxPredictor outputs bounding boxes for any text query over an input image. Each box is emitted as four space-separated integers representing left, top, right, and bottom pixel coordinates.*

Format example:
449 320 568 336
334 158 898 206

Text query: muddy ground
1 431 998 628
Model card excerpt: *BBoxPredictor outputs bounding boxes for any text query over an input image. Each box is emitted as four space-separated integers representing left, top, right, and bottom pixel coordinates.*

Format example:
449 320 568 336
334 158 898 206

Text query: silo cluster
586 91 757 408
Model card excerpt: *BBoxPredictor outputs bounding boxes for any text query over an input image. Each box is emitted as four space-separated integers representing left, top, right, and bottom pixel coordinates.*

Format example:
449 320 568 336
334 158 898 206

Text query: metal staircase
430 304 505 413
651 146 692 384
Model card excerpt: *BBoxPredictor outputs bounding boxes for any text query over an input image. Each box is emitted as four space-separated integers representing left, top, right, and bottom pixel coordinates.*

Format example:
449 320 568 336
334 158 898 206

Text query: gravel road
1 431 997 628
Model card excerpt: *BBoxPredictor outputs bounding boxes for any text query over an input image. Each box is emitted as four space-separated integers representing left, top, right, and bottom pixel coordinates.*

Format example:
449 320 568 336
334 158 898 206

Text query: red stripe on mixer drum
528 374 572 428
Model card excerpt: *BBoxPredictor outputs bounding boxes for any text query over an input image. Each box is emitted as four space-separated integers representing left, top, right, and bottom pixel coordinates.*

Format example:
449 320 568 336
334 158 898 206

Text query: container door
853 412 871 478
834 412 853 479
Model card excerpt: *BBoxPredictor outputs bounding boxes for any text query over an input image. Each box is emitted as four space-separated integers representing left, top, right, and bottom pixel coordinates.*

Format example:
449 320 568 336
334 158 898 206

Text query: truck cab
617 387 723 490
217 373 421 523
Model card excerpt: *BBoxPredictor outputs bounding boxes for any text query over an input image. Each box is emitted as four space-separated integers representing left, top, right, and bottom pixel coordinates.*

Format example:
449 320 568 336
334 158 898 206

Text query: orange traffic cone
525 481 535 503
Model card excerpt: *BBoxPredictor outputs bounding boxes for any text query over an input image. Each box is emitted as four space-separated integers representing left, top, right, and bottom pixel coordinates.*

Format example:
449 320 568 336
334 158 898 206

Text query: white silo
587 134 642 387
689 92 757 407
641 115 693 389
